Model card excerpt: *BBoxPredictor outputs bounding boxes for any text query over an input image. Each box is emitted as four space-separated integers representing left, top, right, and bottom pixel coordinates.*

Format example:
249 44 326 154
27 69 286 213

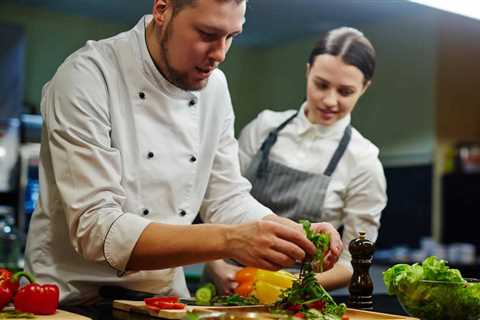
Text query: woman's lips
317 108 336 120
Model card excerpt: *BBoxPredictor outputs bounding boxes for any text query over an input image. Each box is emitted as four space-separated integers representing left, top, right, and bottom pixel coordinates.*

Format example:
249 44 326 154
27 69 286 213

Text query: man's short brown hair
171 0 246 16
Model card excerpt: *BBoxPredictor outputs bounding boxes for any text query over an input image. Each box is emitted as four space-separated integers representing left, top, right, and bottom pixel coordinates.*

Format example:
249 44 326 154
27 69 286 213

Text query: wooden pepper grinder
347 231 375 310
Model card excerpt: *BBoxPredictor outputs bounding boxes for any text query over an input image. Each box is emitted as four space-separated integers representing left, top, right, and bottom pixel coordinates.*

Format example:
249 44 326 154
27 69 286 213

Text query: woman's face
305 54 370 126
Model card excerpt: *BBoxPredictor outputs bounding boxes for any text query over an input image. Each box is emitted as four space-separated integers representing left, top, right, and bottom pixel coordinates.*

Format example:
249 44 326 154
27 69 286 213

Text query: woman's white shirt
238 103 387 268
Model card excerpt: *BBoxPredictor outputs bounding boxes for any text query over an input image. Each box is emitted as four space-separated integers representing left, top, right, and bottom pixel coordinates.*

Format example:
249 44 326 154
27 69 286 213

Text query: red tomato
235 267 257 284
341 315 350 320
307 300 325 311
144 297 185 310
146 301 186 310
287 304 302 312
144 296 179 305
234 281 254 296
293 312 305 318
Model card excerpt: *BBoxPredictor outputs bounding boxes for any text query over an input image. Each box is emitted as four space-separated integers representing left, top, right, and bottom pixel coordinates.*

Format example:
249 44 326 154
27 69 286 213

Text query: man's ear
153 0 171 26
305 63 311 79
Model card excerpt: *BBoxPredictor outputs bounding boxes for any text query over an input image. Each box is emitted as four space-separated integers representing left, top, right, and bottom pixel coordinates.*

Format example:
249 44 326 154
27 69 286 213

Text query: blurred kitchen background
0 0 479 291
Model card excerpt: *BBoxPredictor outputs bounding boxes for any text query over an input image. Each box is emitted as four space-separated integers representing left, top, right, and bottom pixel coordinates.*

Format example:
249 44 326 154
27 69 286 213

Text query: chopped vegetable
0 310 34 319
144 296 186 310
211 294 259 306
195 283 216 305
272 220 346 320
195 283 259 306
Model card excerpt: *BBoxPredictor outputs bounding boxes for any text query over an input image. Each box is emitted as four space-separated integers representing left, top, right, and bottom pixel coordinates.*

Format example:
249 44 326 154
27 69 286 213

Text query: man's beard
159 21 208 91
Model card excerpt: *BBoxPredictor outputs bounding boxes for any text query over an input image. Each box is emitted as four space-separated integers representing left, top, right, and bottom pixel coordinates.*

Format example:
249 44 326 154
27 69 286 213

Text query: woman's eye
339 89 354 97
315 82 329 90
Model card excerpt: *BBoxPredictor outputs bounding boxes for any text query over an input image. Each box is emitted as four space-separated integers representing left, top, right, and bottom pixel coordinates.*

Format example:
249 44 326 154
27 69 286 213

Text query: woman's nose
323 90 338 108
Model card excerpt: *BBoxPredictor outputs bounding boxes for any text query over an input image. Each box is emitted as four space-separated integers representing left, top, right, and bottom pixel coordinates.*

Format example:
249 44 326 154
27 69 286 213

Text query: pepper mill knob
347 231 375 310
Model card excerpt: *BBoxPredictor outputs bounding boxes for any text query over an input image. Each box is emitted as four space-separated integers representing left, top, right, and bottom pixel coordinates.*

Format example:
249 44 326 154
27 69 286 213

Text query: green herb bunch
273 220 346 320
300 220 330 273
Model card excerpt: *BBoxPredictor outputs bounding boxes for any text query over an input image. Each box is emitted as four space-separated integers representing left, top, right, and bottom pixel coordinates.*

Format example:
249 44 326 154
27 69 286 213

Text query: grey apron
244 112 352 221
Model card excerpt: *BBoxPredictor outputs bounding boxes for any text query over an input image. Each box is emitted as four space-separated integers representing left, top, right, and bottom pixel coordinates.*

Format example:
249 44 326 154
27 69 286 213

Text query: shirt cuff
103 213 152 271
238 199 273 223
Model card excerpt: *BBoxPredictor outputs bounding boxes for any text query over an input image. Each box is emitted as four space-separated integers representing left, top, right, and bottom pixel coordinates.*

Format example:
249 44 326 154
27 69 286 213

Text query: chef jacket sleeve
42 54 151 272
199 73 272 224
339 153 387 268
237 116 261 175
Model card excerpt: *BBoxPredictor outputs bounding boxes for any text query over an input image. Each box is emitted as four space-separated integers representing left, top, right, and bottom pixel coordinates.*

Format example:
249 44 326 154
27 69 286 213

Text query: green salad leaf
272 220 345 320
383 256 480 320
300 220 330 273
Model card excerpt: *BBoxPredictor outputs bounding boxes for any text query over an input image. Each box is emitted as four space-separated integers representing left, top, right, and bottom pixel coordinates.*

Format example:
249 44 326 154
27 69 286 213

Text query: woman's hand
310 222 343 270
204 260 242 295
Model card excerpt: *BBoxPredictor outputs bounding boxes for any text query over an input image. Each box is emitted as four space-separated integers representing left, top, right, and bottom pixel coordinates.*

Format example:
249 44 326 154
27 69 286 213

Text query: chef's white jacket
24 15 271 305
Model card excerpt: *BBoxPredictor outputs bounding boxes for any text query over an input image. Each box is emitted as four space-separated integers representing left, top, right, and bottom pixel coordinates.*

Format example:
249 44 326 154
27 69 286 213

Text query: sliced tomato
293 312 305 318
145 296 180 305
144 297 185 310
146 301 186 310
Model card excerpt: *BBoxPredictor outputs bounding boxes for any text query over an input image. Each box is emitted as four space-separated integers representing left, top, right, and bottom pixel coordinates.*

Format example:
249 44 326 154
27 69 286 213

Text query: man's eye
199 31 216 41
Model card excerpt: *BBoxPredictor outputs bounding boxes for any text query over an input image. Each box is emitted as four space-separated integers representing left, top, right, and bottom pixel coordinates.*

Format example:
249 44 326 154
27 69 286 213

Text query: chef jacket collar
134 15 199 101
295 102 351 138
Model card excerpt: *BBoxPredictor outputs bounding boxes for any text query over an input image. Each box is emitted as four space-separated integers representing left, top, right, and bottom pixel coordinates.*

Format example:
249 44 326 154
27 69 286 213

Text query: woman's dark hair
308 27 376 83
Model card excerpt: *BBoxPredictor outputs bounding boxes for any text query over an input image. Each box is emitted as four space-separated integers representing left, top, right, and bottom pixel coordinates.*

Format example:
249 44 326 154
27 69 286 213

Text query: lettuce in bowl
383 256 480 320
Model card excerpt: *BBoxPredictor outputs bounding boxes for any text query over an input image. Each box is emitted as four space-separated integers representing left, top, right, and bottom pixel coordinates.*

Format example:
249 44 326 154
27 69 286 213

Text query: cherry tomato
287 304 302 312
341 315 350 320
235 267 257 284
307 300 325 311
293 312 305 318
234 281 254 296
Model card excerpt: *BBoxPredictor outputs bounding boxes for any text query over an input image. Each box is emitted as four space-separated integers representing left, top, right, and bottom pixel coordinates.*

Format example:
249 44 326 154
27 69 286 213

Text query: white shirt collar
295 102 351 138
133 15 198 100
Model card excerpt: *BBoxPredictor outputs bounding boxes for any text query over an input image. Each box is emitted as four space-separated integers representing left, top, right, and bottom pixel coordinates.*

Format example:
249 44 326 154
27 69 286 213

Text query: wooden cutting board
113 300 269 319
1 308 91 320
113 300 417 319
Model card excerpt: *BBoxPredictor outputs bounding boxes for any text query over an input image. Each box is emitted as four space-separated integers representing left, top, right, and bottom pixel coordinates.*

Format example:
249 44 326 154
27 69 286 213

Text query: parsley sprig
273 220 346 320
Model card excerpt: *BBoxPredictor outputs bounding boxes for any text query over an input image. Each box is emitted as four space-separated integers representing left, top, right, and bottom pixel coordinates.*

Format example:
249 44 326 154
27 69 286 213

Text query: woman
205 27 387 293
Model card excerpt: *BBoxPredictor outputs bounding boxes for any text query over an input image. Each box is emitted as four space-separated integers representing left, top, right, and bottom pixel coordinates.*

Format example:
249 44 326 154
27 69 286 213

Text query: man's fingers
270 222 316 257
272 238 306 262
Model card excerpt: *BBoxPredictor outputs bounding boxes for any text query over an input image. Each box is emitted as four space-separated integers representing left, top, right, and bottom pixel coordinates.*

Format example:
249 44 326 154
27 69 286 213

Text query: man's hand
225 217 316 271
311 222 343 270
262 215 343 271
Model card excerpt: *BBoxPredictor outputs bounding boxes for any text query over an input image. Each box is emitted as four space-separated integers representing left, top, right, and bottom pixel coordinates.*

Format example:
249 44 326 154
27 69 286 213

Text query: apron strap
324 125 352 177
256 112 298 178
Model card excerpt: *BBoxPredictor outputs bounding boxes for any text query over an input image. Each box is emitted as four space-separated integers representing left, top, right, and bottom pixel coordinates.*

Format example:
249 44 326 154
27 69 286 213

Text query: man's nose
209 38 228 63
